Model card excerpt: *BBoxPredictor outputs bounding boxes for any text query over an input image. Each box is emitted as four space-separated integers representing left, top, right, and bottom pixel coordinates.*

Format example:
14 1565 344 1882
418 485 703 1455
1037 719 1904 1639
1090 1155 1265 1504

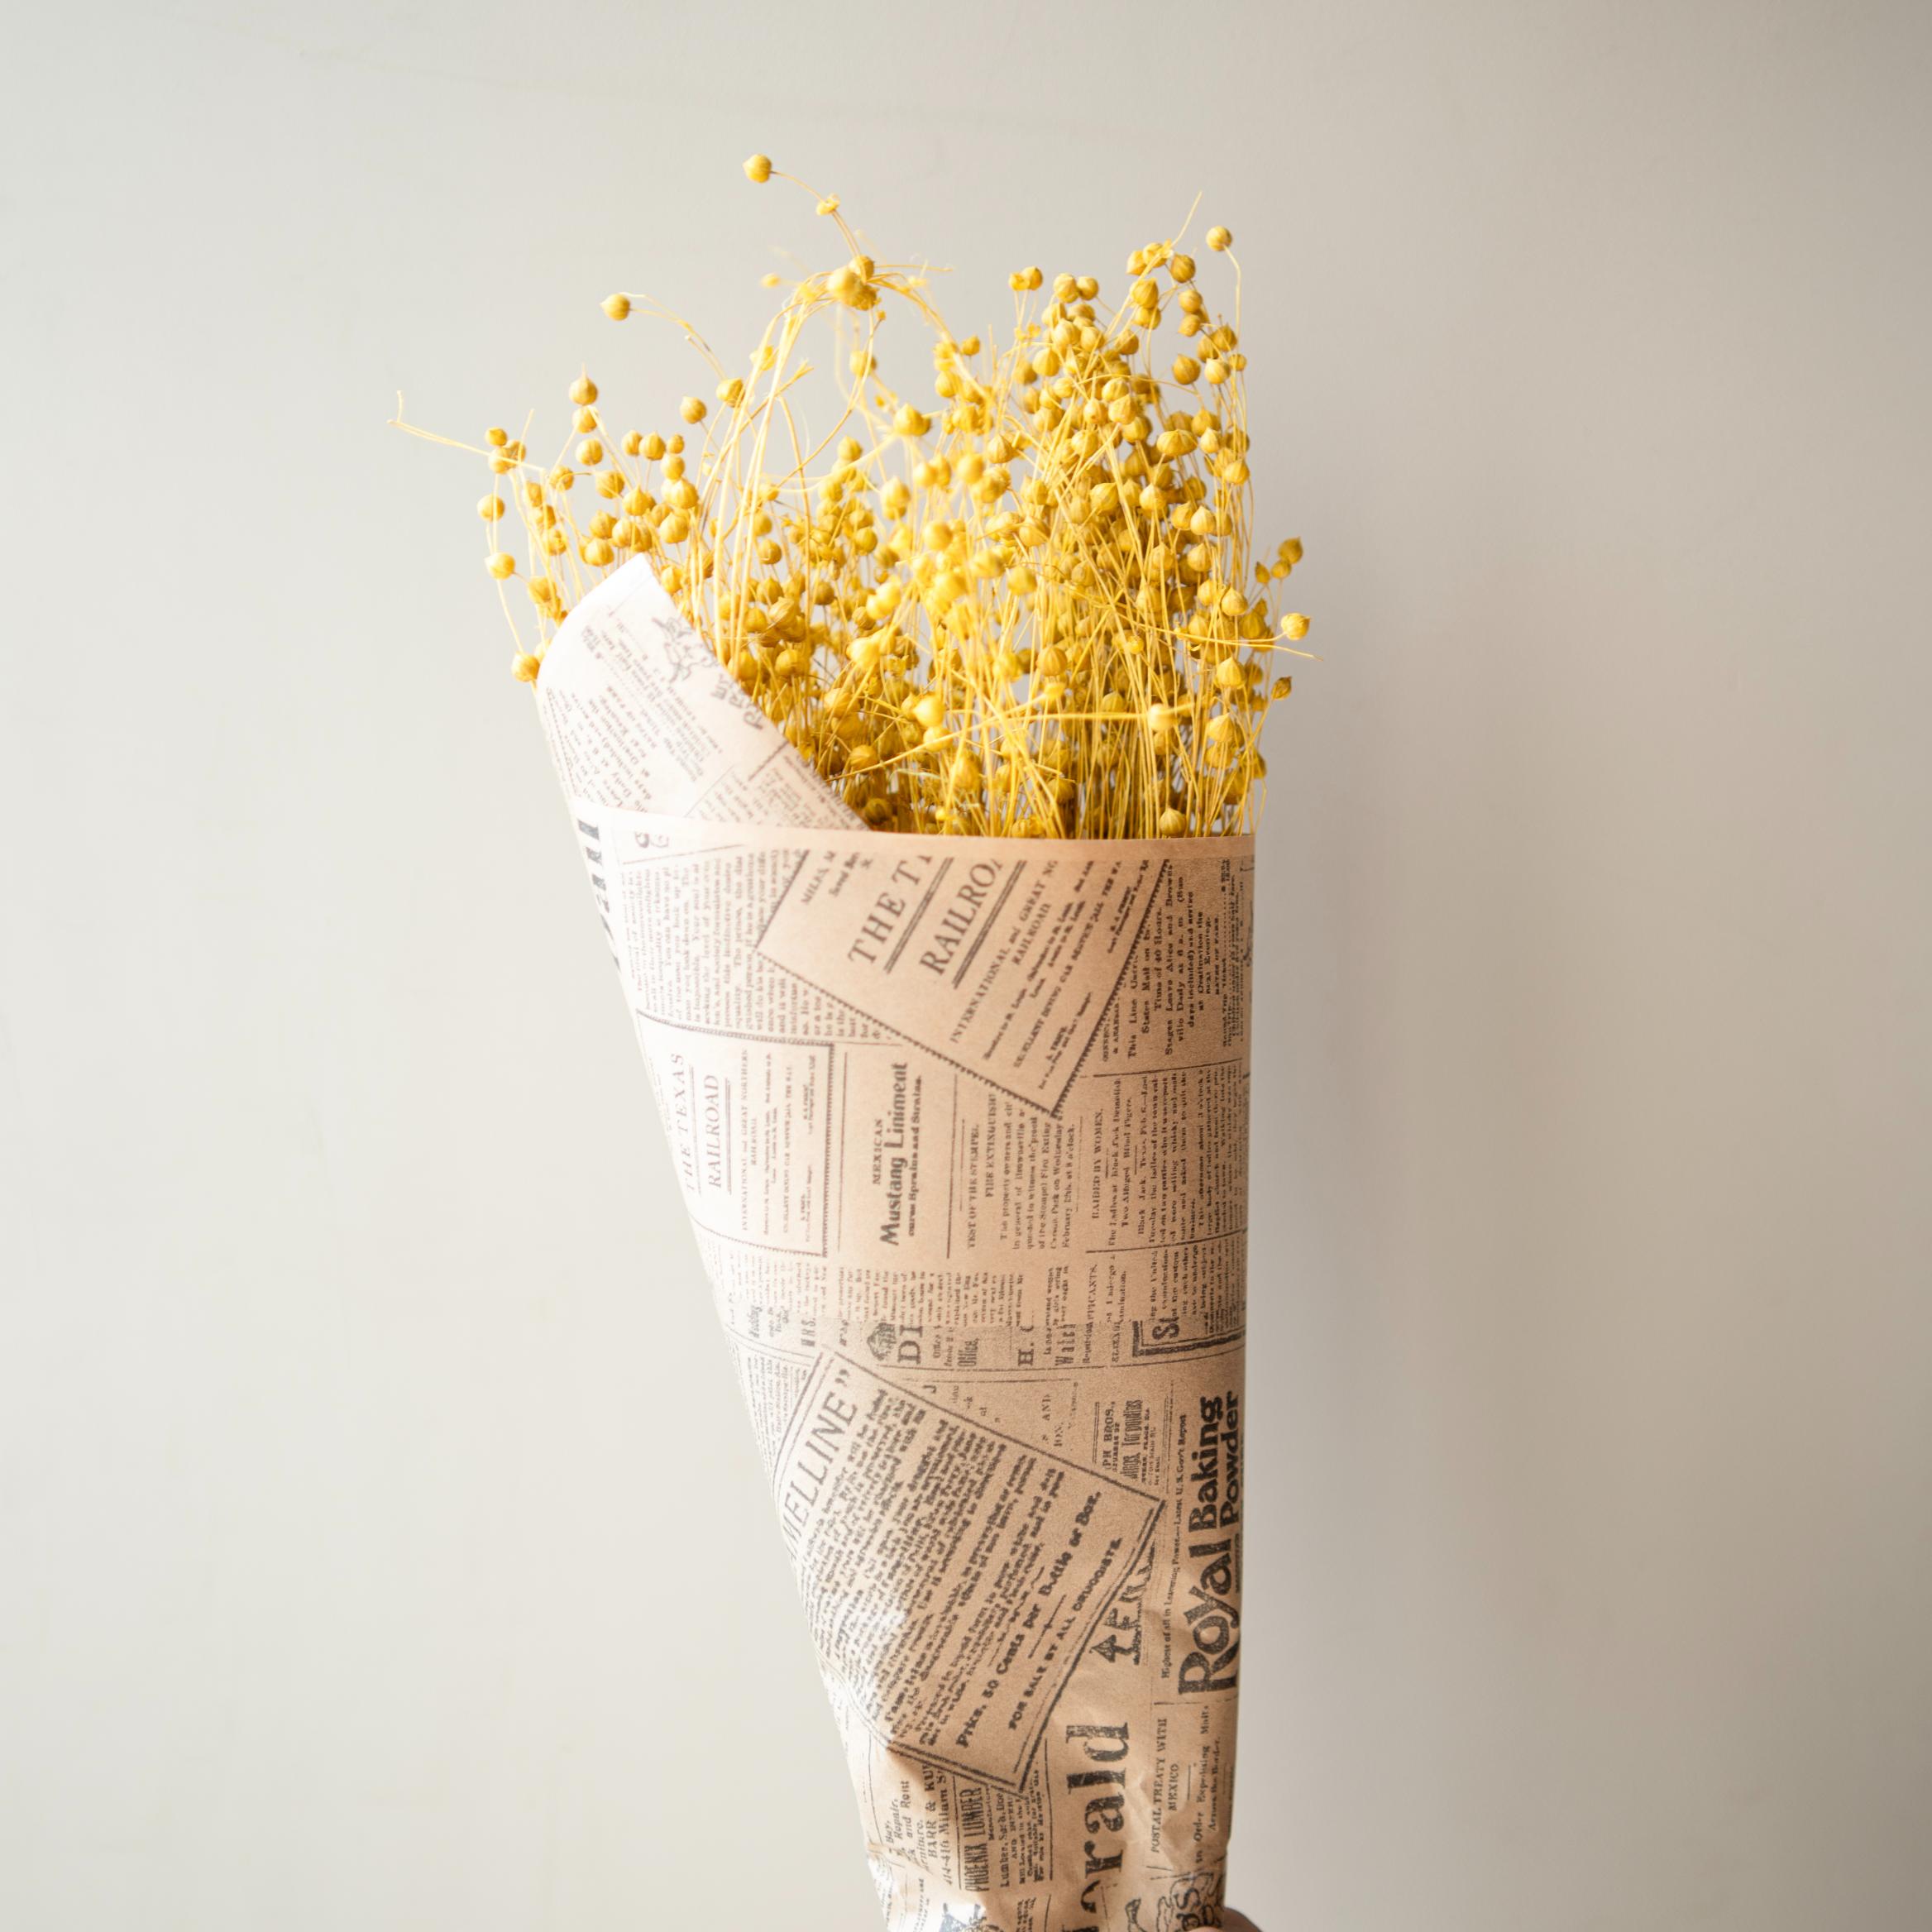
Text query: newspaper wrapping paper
540 561 1252 1932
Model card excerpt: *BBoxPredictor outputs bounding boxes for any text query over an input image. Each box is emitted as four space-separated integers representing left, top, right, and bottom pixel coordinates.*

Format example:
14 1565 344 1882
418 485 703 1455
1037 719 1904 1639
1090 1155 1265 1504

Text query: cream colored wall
3 2 1929 1927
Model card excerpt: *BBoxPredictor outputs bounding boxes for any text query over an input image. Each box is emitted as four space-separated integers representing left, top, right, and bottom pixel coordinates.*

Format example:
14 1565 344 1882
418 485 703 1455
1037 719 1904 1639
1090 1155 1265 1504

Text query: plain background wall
3 2 1929 1928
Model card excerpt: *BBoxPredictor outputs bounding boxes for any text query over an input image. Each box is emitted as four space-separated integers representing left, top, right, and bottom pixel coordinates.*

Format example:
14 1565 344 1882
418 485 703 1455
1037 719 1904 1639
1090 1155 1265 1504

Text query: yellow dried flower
415 162 1307 833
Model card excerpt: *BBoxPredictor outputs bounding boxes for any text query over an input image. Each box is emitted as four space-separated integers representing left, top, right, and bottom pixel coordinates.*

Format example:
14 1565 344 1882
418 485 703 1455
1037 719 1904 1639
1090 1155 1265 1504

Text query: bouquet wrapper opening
540 561 1252 1932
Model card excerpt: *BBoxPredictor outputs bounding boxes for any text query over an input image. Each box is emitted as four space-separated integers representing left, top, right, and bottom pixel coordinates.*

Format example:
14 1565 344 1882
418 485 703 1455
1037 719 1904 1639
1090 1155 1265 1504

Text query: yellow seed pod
1220 588 1248 619
572 407 597 433
569 375 598 405
602 293 631 320
1173 355 1202 385
717 377 745 409
1271 676 1294 701
744 154 773 183
680 395 707 424
1203 358 1228 385
576 438 603 465
545 528 568 556
477 494 505 521
512 653 542 683
1169 253 1197 283
643 433 667 461
1207 225 1232 251
1280 537 1304 567
1216 658 1246 691
893 404 931 438
1282 613 1311 640
485 426 508 447
1008 266 1043 291
816 194 839 215
485 551 516 580
1158 807 1188 837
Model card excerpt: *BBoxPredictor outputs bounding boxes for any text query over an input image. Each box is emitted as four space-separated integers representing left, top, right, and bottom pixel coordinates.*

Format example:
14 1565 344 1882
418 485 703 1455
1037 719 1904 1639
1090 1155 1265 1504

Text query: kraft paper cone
538 560 1251 1932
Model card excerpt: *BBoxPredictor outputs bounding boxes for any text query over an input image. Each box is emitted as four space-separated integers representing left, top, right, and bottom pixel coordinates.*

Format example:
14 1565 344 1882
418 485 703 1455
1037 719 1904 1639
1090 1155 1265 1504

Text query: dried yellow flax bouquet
409 160 1306 1932
412 155 1308 839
